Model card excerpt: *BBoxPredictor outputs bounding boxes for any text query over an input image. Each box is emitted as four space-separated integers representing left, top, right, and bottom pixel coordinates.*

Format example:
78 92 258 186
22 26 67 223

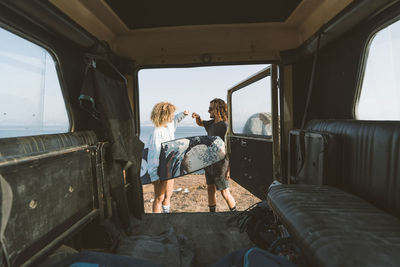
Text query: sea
139 125 207 147
0 125 206 143
0 126 69 139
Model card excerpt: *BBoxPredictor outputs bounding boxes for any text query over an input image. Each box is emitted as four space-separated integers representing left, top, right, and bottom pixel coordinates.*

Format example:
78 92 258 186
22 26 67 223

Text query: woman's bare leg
162 179 174 207
152 180 167 213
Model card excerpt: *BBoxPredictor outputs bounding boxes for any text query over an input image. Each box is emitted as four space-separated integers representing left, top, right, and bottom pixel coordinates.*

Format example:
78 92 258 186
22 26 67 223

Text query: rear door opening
137 64 270 213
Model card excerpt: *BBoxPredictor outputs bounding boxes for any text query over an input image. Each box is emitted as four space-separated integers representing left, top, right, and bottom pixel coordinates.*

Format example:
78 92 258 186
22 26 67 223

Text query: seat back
306 120 400 217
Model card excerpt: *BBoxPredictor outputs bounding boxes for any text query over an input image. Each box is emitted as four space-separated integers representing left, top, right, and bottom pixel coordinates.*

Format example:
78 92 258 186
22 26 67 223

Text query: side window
0 27 69 138
231 76 272 136
356 20 400 120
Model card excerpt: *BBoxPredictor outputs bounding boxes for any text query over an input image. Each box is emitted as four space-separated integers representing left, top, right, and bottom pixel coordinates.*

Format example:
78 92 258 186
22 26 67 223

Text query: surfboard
140 135 226 185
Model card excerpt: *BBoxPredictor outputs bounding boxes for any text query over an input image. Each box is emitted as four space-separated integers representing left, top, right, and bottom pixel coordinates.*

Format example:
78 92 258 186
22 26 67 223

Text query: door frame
227 64 281 181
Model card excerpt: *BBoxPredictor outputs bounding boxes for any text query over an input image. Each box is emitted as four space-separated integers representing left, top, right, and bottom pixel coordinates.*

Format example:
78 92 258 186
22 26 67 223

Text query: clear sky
0 27 69 130
357 20 400 119
138 64 269 126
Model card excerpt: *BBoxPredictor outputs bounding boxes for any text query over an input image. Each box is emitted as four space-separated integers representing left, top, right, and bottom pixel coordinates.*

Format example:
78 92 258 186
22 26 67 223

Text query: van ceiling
104 0 302 29
46 0 390 66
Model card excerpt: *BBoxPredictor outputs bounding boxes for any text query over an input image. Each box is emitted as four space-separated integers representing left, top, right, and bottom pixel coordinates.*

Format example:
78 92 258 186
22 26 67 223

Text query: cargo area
117 213 253 266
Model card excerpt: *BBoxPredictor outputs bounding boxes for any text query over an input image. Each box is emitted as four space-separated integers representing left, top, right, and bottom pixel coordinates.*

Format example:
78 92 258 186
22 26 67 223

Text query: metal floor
119 212 252 266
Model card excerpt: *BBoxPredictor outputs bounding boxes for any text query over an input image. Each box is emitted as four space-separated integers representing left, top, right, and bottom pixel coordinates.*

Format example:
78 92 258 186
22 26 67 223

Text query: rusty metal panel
0 135 99 266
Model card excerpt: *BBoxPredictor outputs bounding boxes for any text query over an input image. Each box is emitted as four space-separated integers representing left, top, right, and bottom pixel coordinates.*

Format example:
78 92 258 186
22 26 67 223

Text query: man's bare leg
221 188 236 210
207 184 217 212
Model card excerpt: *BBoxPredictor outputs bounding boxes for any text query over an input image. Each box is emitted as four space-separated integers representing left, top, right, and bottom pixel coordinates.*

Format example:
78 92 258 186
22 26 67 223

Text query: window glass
357 20 400 120
231 76 272 136
0 27 69 138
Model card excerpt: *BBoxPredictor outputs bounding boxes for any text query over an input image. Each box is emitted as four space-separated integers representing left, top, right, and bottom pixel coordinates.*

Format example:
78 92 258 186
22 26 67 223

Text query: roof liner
50 0 399 66
105 0 302 29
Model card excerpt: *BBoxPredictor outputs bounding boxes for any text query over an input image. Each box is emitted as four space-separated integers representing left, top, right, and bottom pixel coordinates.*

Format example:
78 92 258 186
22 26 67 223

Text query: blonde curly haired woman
147 102 189 213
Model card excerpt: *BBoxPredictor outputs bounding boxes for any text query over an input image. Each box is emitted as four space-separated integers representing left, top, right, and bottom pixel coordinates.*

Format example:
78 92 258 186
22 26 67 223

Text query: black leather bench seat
267 184 400 267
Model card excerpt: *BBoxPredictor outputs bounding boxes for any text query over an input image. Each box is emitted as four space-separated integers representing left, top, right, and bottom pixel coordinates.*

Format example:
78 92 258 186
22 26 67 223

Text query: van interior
0 0 400 266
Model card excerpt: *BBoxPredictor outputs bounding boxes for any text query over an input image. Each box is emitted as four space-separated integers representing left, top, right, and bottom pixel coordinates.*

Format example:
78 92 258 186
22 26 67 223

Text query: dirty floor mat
116 227 194 267
118 213 252 266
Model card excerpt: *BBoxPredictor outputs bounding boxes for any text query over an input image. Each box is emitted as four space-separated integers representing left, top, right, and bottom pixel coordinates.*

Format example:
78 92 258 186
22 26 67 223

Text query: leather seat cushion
268 184 400 267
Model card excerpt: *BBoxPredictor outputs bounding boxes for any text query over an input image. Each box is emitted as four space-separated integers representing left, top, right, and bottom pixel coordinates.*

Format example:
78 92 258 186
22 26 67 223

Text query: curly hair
210 98 228 122
150 102 176 127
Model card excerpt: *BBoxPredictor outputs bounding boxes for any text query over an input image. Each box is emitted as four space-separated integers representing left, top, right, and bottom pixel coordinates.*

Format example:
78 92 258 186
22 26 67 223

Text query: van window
231 75 272 136
0 27 69 138
356 20 400 120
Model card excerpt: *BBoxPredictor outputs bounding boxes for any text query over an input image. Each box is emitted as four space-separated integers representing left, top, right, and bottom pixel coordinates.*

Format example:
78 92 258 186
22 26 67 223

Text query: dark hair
210 98 228 122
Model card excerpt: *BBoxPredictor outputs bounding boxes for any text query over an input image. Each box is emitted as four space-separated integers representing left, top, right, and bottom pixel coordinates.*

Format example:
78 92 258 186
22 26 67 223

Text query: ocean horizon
0 126 69 139
139 125 207 147
0 125 207 147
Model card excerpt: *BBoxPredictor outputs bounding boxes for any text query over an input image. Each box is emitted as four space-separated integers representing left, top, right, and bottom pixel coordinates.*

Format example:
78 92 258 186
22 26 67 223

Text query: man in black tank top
192 98 236 212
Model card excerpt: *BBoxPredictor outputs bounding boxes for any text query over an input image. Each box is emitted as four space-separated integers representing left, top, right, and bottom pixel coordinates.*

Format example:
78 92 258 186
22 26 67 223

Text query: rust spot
29 200 37 209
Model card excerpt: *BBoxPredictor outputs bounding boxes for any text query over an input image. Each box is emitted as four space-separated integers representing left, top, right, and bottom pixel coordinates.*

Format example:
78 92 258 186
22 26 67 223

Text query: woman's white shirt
147 112 185 182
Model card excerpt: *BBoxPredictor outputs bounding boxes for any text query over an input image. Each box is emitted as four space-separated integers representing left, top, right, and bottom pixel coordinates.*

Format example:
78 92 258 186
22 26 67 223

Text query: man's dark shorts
205 172 229 190
205 158 230 191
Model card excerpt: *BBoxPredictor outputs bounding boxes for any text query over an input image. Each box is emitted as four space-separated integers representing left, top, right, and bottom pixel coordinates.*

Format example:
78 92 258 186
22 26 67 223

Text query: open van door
227 65 280 199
